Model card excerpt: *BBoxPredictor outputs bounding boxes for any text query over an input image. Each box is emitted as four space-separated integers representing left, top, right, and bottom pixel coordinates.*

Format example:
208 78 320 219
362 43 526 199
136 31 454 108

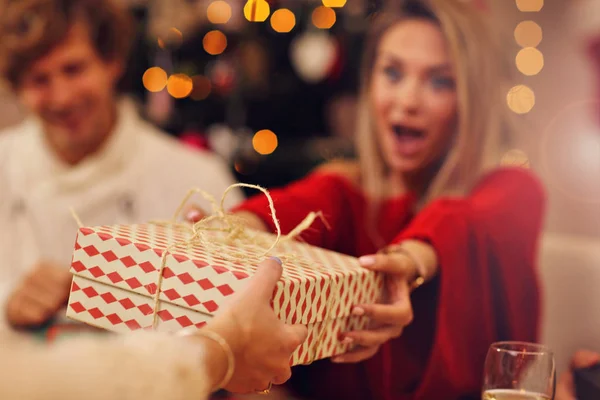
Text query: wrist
207 312 246 361
179 327 235 391
385 240 438 290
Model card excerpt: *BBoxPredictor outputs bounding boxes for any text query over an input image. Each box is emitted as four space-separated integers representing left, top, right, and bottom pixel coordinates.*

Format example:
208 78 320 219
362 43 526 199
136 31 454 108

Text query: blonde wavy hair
357 0 517 208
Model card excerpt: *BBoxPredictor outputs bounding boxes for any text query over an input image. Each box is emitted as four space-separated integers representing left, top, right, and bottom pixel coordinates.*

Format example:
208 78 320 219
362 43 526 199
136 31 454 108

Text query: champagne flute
482 341 556 400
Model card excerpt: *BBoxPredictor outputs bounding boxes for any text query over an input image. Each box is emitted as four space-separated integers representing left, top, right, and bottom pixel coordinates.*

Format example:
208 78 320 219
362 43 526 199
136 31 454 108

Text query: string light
312 6 336 29
515 0 544 12
514 20 543 48
322 0 347 7
207 1 232 24
252 129 278 155
203 30 228 55
167 74 193 99
270 9 296 33
244 0 270 22
142 67 168 92
506 85 535 114
516 47 544 76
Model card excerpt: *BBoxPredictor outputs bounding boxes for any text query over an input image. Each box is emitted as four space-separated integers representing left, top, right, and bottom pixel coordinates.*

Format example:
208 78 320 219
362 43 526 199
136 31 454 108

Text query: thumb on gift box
247 257 284 302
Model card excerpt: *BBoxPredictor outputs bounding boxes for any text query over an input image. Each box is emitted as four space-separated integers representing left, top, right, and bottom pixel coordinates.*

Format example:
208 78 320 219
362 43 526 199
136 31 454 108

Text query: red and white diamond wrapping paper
66 223 383 365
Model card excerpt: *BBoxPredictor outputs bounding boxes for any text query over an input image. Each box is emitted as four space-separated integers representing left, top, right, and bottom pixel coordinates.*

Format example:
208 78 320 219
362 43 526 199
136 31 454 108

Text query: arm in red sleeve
390 167 546 400
232 172 357 250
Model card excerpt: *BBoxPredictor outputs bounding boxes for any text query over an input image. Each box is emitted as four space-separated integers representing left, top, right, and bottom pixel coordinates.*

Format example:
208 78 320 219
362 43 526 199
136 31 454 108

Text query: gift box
66 216 384 365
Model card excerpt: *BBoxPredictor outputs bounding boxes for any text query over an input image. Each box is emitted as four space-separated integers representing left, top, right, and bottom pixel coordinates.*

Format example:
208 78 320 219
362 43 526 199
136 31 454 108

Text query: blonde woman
190 0 545 399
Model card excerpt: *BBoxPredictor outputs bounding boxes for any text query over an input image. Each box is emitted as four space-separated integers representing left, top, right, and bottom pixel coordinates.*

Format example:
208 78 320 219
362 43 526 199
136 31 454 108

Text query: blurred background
0 0 599 236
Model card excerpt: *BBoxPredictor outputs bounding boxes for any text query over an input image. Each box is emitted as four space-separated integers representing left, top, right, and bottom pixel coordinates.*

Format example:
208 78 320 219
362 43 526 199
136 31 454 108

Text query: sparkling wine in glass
482 341 555 400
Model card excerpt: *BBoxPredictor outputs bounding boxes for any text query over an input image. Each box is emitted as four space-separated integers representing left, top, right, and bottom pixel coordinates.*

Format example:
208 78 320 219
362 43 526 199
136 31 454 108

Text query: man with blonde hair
0 0 242 331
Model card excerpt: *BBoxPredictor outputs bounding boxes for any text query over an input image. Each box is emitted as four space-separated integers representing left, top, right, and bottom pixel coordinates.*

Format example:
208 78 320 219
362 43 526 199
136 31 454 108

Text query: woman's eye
383 66 401 82
431 76 455 90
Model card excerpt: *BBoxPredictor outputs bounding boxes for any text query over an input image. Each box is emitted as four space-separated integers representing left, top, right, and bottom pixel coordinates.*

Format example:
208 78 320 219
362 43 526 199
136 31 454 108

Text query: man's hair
0 0 133 88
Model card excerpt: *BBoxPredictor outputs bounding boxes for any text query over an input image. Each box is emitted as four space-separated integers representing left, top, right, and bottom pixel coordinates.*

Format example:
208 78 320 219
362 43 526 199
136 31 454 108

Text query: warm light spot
516 47 544 76
167 74 193 99
203 30 227 55
501 149 530 168
157 28 183 49
515 0 543 12
507 85 535 114
190 75 212 101
270 9 296 33
142 67 168 92
312 6 336 29
514 21 542 48
244 0 270 22
252 129 278 155
207 1 232 24
234 161 244 174
234 159 258 175
322 0 346 7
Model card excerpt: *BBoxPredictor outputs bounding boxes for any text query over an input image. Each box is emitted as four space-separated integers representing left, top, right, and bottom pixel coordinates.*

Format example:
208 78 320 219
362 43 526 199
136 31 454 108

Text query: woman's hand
555 350 600 400
205 257 308 394
332 251 415 363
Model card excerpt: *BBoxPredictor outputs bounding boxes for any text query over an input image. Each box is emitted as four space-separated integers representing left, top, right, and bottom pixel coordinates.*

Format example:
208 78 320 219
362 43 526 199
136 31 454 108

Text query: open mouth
390 124 427 156
392 124 426 140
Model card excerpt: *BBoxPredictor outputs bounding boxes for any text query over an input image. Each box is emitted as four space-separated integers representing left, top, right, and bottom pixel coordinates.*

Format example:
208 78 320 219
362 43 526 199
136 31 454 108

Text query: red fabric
180 131 211 151
234 167 545 400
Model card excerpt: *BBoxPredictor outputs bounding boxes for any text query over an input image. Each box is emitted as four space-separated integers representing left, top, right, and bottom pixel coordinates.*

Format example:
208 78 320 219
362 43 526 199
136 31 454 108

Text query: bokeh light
501 149 530 168
516 47 544 76
322 0 347 7
515 0 544 12
207 1 232 24
190 75 212 101
507 85 535 114
142 67 168 92
270 9 296 33
252 129 278 155
312 6 336 29
244 0 270 22
514 21 542 48
167 74 193 99
157 28 183 49
203 30 228 55
290 32 337 83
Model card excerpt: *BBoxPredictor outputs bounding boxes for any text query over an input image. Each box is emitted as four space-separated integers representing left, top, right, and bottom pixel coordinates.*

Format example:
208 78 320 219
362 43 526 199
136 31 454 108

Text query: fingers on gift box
66 222 384 365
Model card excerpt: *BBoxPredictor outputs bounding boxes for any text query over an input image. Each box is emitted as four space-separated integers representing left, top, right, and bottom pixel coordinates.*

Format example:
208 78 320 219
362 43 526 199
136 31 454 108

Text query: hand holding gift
6 261 72 328
66 184 384 366
201 256 308 394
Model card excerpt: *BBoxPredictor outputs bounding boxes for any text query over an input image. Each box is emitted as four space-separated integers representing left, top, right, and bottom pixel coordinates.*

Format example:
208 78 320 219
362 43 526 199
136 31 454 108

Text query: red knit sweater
234 167 545 400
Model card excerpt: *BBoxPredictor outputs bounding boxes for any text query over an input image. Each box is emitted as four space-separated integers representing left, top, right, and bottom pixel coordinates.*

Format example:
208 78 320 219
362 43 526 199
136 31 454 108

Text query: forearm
0 332 215 400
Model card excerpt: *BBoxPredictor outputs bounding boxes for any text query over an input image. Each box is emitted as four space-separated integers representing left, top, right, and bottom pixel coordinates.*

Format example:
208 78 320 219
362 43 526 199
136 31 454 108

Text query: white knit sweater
0 331 211 400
